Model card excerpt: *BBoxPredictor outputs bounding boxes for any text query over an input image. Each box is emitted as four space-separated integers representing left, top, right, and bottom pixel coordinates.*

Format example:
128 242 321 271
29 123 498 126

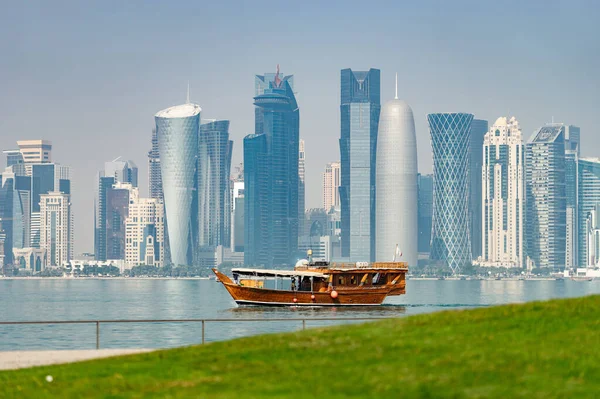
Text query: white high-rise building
298 139 305 237
322 161 340 212
125 194 165 267
480 117 524 268
375 79 418 265
40 191 73 267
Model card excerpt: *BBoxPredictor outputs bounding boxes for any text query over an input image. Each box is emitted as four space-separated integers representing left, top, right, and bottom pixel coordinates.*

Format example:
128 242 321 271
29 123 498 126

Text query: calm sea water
1 278 599 350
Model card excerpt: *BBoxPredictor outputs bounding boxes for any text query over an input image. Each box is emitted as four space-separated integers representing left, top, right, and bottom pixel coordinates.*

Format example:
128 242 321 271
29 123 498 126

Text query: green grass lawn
2 296 600 398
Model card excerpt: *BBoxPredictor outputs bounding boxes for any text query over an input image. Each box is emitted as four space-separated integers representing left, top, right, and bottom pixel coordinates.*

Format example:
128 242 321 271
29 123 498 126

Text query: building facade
244 69 299 267
155 103 201 266
428 113 473 272
322 161 341 212
298 139 305 238
480 117 524 268
40 191 72 267
375 95 417 265
470 119 488 260
125 195 164 267
198 120 233 249
578 158 600 267
417 174 433 254
526 125 567 269
585 205 600 266
148 128 163 201
339 68 380 261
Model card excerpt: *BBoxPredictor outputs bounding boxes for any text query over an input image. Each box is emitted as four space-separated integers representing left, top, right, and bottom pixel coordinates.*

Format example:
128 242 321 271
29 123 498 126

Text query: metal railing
0 317 390 350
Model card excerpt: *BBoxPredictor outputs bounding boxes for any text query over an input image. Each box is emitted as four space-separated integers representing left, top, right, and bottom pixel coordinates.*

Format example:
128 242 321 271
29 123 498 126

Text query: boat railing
296 262 408 271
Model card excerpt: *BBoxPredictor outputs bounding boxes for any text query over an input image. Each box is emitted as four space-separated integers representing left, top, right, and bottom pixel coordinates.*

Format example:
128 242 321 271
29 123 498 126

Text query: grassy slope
2 296 600 399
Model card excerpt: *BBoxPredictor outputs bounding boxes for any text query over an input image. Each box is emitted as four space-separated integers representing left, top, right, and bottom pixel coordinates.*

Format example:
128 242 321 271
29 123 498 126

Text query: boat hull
222 282 389 306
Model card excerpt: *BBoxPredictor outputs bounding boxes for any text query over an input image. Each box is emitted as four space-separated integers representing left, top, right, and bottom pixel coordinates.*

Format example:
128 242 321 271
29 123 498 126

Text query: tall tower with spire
375 75 418 264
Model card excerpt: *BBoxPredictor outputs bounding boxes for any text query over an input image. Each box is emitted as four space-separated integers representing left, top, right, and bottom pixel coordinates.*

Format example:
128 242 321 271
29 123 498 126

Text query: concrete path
0 349 153 370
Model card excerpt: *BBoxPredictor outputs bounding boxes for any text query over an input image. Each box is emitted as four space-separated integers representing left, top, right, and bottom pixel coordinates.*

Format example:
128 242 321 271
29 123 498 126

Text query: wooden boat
212 260 408 306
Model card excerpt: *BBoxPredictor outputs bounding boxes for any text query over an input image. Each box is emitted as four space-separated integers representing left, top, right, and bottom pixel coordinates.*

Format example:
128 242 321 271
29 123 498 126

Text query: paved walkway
0 349 153 370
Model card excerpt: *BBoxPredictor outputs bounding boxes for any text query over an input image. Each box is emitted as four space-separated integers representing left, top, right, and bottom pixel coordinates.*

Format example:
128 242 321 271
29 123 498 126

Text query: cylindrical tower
375 99 418 265
155 103 201 266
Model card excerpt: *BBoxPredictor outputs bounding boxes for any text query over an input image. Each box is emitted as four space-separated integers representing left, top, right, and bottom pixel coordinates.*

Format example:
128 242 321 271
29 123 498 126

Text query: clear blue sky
1 0 599 254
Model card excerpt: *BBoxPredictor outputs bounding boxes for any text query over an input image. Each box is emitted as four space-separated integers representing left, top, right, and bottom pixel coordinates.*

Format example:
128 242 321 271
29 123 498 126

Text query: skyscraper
298 139 306 238
481 117 524 268
94 159 138 261
417 174 434 254
428 113 473 272
578 157 600 266
148 128 163 200
40 191 72 266
322 161 341 212
155 103 201 266
339 68 380 261
563 124 580 268
198 120 233 248
470 119 488 260
526 125 566 269
375 81 417 265
125 192 165 268
244 67 299 267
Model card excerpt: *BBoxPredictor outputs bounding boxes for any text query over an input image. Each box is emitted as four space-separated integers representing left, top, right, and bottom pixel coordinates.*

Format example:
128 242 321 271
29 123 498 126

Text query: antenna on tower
186 81 190 104
395 73 398 100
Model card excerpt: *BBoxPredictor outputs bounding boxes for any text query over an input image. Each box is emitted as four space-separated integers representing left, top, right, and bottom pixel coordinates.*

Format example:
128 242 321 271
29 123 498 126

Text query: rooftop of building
529 125 564 144
155 103 201 119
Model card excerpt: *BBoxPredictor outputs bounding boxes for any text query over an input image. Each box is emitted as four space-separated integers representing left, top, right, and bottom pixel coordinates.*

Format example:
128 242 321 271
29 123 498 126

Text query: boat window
338 276 344 285
350 275 357 285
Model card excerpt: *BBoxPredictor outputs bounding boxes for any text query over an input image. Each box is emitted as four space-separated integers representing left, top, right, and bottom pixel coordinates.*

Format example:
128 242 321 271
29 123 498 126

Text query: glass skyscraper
526 125 566 269
470 119 488 260
155 103 201 266
339 68 380 262
198 120 233 249
428 113 474 272
244 69 299 267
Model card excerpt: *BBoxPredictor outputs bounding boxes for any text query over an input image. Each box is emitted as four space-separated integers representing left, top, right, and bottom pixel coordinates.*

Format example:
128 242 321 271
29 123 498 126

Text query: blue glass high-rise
155 104 201 266
428 113 474 273
244 70 299 267
339 68 380 262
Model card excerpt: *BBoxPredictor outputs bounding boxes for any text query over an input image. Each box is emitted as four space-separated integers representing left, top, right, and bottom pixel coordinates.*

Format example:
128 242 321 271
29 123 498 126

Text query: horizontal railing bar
0 317 391 325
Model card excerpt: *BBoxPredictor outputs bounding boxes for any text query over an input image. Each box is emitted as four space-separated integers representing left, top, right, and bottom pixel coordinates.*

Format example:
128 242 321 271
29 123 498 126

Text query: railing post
96 321 100 350
202 320 205 344
302 319 306 330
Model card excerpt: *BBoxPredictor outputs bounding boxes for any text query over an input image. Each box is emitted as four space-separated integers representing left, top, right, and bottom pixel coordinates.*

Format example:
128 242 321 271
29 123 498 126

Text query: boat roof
232 268 327 278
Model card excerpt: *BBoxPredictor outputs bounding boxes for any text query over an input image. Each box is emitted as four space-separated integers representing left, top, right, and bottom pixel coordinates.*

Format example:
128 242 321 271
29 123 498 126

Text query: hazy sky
1 0 599 254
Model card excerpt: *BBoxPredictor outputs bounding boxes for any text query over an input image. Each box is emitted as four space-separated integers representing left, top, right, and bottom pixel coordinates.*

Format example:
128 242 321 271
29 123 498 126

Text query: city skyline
2 1 599 254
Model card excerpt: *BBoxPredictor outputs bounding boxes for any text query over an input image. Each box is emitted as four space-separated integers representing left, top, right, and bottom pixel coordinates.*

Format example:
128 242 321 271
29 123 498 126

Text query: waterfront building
40 191 73 267
470 119 488 260
525 125 566 269
298 139 306 238
417 174 433 254
428 113 473 273
148 128 163 200
375 81 417 265
322 161 341 212
480 117 524 268
12 247 46 271
30 163 71 248
198 120 233 249
94 160 138 261
565 148 578 268
585 205 600 266
244 68 299 267
231 180 244 253
125 193 164 268
155 103 201 266
578 157 600 266
3 150 23 168
339 68 381 261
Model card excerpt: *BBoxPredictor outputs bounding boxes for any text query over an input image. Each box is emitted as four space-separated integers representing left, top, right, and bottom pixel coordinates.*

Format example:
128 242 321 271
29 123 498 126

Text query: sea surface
1 278 599 350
